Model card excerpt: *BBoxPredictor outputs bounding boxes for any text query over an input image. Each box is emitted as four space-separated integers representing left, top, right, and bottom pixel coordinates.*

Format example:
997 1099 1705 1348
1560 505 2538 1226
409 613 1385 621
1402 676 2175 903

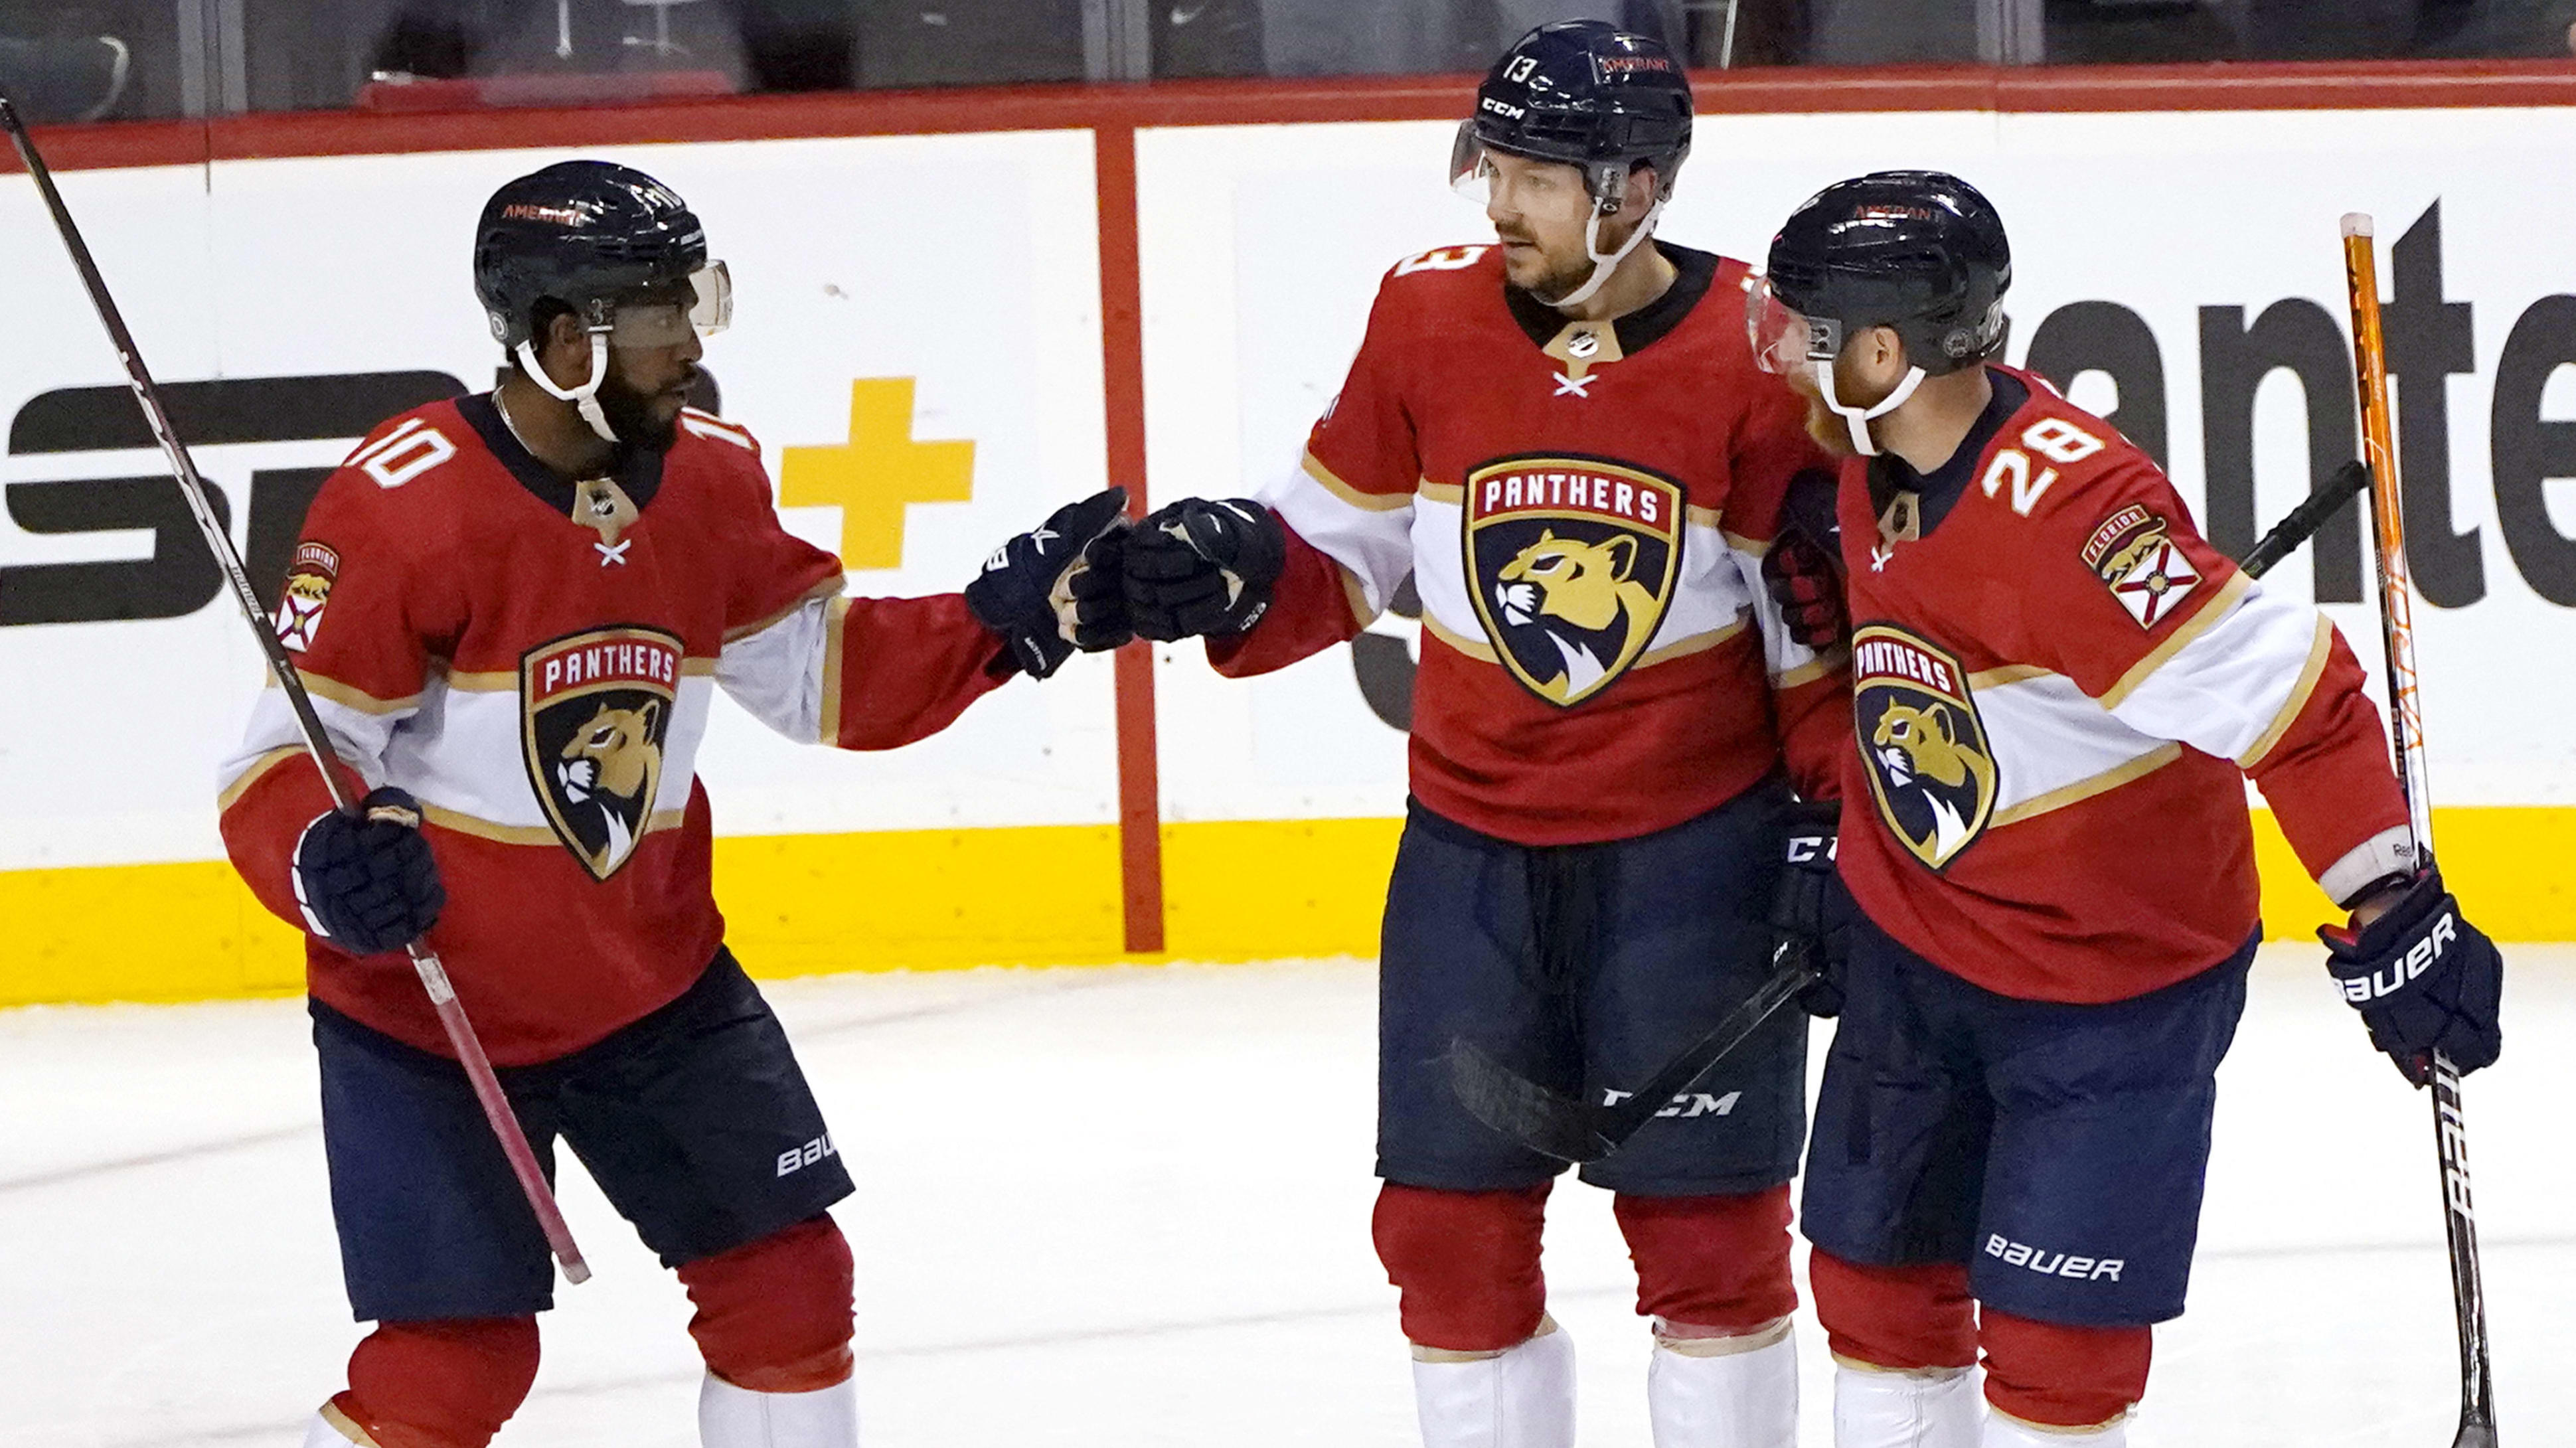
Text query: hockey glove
964 487 1131 679
1769 800 1852 1017
1760 526 1848 655
2320 863 2502 1086
293 787 444 957
1122 497 1286 641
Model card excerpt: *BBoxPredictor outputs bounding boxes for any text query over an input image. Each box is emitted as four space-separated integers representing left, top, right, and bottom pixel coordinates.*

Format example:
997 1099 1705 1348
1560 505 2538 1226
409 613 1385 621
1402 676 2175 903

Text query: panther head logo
521 627 681 881
1851 626 1998 870
1494 530 1664 700
1464 457 1683 708
552 698 663 876
1872 700 1997 866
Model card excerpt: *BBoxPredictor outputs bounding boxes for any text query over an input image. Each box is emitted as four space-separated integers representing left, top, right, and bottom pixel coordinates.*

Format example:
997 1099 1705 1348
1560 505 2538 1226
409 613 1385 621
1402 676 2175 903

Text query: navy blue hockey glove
1761 526 1848 655
1769 801 1852 1017
1122 497 1286 641
293 787 444 958
2320 864 2502 1087
965 487 1131 679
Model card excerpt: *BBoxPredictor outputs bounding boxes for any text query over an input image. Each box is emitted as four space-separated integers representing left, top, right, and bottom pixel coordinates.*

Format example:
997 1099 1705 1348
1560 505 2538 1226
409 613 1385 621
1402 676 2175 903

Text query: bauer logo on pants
1463 455 1682 707
1852 625 1998 870
521 626 683 881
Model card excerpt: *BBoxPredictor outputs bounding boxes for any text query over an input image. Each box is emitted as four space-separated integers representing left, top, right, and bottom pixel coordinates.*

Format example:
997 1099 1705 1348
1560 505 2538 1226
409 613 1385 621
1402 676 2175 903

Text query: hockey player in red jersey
1078 24 1845 1448
1747 171 2504 1447
216 161 1126 1448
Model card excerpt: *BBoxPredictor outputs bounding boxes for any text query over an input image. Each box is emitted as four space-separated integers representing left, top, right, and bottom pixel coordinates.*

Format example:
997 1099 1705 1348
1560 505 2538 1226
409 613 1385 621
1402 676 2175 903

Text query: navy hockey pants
314 948 851 1321
1376 780 1808 1197
1801 912 2255 1327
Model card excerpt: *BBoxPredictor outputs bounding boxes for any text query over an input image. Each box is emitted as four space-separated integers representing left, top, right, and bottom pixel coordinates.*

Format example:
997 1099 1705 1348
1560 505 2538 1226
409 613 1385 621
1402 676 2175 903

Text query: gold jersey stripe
1303 451 1413 512
422 803 688 846
819 595 852 744
1417 479 1463 505
1421 613 1749 673
1420 612 1500 663
724 576 845 645
270 669 418 715
214 745 310 813
1772 647 1850 690
1990 742 2183 828
2237 615 2336 770
2099 569 2253 712
434 659 712 692
1636 617 1746 669
1967 663 2053 690
1339 566 1378 629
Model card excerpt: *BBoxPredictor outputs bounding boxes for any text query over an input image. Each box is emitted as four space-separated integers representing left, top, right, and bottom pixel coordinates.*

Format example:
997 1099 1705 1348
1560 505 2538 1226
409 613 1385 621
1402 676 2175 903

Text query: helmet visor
1450 121 1597 223
1746 274 1841 376
605 261 732 349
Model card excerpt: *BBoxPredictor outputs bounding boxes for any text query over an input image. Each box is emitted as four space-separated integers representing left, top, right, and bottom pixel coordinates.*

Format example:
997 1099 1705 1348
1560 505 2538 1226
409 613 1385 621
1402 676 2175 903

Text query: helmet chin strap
1535 195 1666 311
1814 359 1926 457
513 330 617 445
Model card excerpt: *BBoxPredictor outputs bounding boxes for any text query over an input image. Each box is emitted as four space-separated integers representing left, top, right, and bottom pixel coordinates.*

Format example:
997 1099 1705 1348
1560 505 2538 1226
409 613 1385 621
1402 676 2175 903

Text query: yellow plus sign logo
779 378 975 570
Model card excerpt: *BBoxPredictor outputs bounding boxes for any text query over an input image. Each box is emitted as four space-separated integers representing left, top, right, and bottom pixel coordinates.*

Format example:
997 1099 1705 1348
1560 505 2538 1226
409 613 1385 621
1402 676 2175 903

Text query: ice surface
3 946 2568 1446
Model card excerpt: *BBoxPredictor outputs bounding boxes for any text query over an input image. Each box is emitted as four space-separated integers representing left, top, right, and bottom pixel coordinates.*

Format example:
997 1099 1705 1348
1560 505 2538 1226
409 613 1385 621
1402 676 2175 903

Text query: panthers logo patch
1463 455 1682 707
521 626 682 881
1852 625 1998 870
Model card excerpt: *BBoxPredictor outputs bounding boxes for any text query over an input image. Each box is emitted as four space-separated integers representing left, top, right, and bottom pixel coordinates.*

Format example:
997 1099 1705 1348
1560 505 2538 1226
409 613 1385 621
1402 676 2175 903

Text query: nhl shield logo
1852 625 1998 870
521 626 682 881
1463 455 1683 707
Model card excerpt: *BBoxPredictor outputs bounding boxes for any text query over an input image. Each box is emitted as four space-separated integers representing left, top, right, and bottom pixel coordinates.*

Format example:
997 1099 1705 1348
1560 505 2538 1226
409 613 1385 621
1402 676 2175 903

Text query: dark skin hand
498 298 704 477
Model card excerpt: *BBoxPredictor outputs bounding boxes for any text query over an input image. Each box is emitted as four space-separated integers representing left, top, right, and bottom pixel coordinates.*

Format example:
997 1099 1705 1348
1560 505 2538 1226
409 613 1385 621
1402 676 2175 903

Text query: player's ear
540 309 592 380
1624 163 1658 212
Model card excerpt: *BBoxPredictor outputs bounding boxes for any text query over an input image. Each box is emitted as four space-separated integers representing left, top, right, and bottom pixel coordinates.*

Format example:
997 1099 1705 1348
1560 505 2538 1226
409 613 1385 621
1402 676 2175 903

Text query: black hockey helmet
1753 170 2011 378
472 159 730 352
1451 19 1693 213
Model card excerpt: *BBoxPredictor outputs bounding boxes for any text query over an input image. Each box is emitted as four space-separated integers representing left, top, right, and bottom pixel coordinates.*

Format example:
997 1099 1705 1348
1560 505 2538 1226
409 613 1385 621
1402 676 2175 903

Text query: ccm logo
777 1133 837 1178
1602 1088 1741 1119
2341 912 2458 1003
1986 1234 2125 1281
1786 833 1837 865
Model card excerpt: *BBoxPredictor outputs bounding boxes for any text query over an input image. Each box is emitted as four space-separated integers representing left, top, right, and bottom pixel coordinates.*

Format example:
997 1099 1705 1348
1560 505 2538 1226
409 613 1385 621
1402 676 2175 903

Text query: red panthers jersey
1835 366 2411 1003
1211 242 1848 845
218 394 1010 1065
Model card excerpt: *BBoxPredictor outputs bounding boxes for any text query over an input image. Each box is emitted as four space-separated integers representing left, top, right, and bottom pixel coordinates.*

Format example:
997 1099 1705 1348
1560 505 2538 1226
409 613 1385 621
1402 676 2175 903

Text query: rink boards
2 76 2573 1002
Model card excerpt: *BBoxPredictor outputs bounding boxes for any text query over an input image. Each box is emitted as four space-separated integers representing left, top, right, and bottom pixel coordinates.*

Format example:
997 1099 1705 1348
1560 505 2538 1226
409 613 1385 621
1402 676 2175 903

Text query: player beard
594 370 690 453
1496 214 1633 306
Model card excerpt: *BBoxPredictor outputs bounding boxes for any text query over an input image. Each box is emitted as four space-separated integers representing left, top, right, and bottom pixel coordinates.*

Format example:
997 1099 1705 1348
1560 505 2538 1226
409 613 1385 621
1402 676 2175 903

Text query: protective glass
1745 274 1840 376
1448 121 1593 224
605 261 732 349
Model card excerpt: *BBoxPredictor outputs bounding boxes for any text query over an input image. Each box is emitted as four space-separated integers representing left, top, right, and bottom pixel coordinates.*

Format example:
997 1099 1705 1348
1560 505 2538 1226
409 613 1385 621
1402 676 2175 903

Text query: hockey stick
2342 212 2496 1448
0 98 591 1285
1447 446 2377 1165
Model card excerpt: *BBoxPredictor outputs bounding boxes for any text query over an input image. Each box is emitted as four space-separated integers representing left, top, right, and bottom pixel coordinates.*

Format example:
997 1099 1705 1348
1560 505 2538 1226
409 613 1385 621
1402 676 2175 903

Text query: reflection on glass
32 0 2566 121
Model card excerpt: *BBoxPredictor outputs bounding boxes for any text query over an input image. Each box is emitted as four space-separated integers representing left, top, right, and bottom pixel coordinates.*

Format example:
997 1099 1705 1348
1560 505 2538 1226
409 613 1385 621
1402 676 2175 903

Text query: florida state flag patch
274 542 339 653
2083 505 2200 629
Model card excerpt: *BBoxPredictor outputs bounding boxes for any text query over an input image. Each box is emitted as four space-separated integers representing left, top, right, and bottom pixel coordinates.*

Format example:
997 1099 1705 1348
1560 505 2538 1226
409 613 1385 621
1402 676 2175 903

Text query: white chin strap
1816 357 1926 457
1535 195 1666 310
514 331 617 444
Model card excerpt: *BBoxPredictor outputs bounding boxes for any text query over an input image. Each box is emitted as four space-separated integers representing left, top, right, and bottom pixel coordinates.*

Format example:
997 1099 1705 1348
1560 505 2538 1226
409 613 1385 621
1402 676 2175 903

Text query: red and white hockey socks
1409 1316 1577 1448
698 1372 859 1448
1830 1360 1980 1448
1647 1316 1799 1447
